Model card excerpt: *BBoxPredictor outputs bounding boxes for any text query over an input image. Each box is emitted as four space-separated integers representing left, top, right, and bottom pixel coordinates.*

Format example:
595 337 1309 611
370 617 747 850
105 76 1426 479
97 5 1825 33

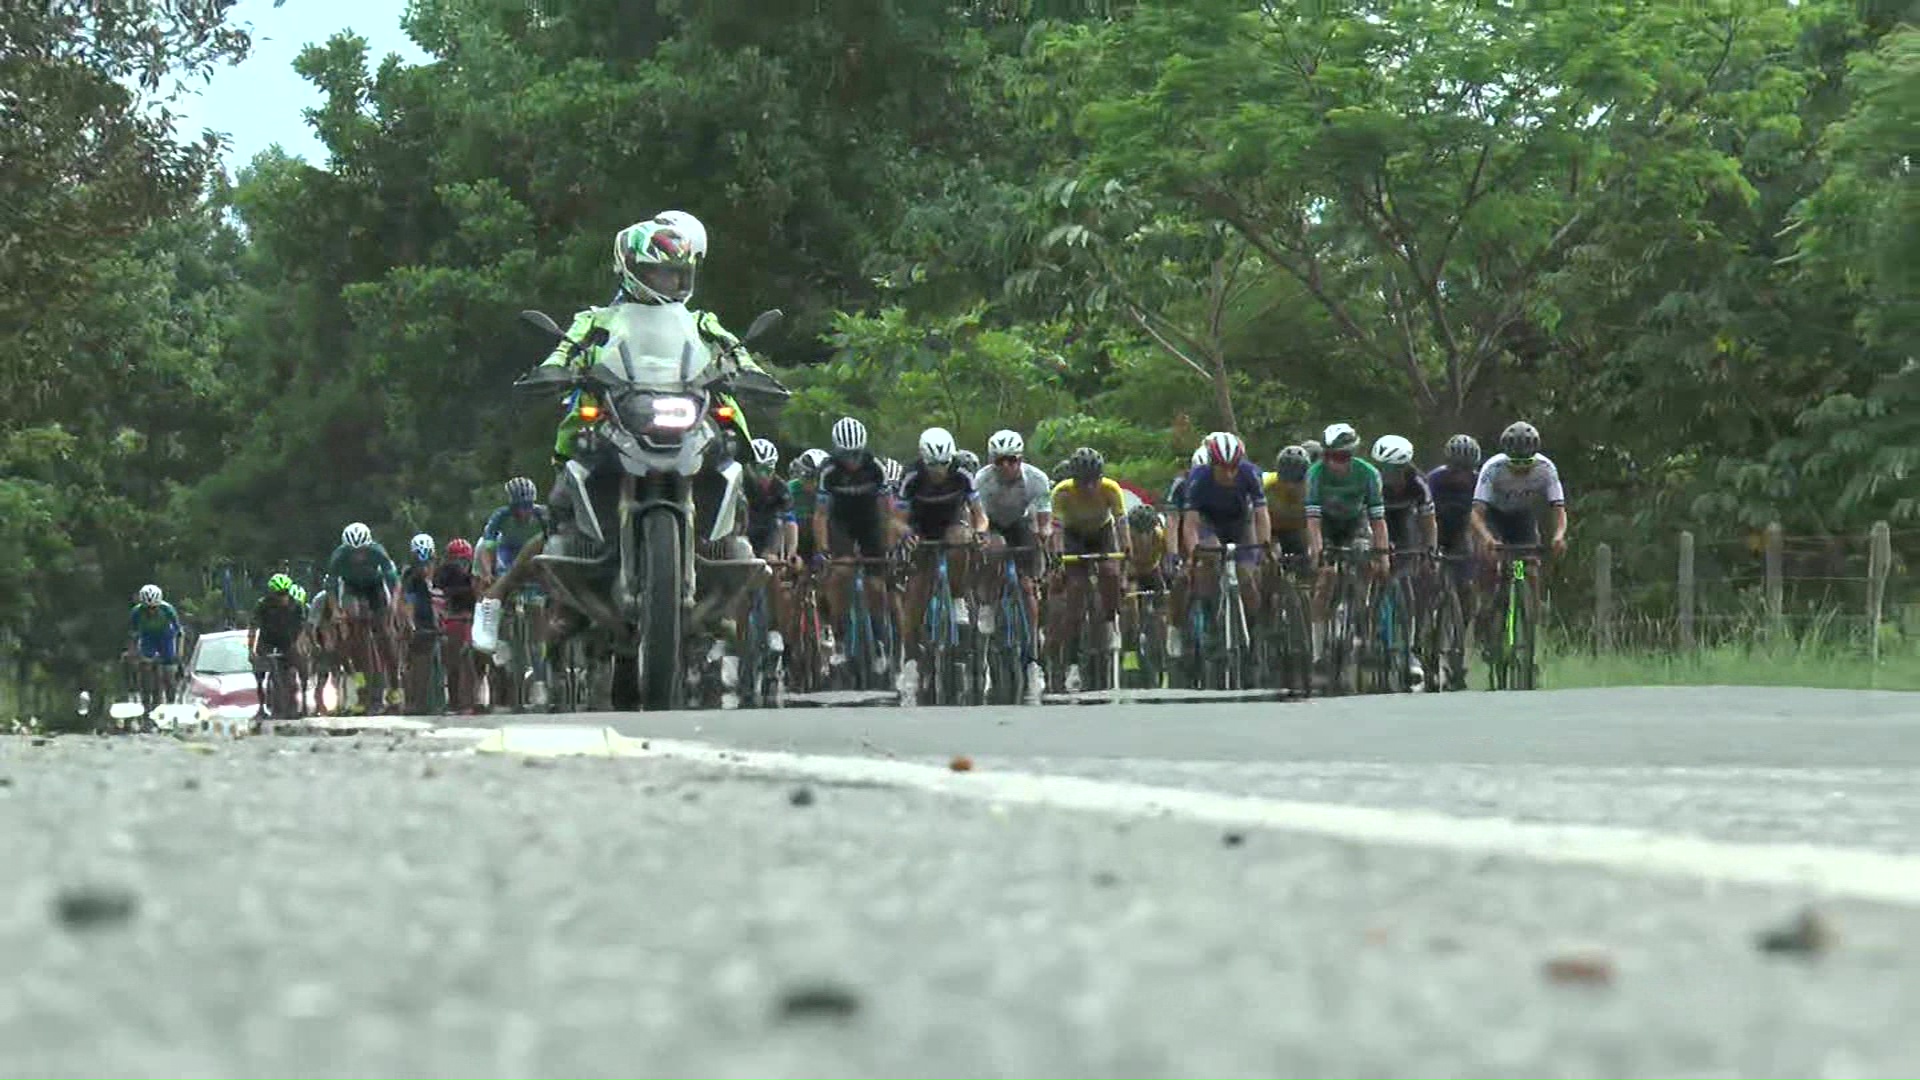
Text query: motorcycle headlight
647 396 700 433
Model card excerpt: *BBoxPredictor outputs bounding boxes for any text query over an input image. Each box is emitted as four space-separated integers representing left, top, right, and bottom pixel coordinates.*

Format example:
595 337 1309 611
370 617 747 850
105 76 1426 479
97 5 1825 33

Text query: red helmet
445 538 474 561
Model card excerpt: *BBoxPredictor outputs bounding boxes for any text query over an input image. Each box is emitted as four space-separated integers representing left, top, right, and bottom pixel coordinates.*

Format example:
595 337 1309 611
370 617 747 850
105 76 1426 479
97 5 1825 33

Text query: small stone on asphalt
54 886 138 929
1757 908 1834 956
1542 951 1615 987
1222 831 1245 847
789 786 815 807
949 755 973 772
776 982 861 1022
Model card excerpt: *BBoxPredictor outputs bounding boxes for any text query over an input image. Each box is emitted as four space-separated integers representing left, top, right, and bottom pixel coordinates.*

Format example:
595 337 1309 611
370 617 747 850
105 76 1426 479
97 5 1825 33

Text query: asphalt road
2 687 1919 1077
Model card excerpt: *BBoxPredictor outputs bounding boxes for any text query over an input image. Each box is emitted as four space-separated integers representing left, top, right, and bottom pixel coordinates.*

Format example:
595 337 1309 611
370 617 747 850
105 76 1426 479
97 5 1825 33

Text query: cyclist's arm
810 499 830 555
1470 501 1496 549
1549 504 1568 549
1253 504 1272 547
1180 509 1201 552
967 491 987 534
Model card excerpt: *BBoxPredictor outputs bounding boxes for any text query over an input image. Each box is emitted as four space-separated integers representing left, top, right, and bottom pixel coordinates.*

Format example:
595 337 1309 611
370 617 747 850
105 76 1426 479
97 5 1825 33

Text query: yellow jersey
1127 524 1167 576
1050 477 1126 535
1263 474 1308 532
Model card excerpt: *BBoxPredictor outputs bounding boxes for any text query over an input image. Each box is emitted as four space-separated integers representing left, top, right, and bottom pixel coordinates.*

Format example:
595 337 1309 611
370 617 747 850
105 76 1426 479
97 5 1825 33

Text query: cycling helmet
613 220 698 305
831 416 868 454
505 476 537 508
1067 446 1105 479
137 584 162 605
1301 439 1323 463
1274 444 1311 481
1190 446 1209 470
795 448 830 478
410 533 435 561
955 449 980 474
290 584 308 605
1126 504 1160 532
1500 421 1541 457
650 210 708 260
1050 458 1074 483
1371 434 1415 468
446 538 475 561
342 522 372 548
268 573 294 594
987 429 1025 459
880 457 905 489
1322 423 1359 452
1202 430 1246 468
919 426 957 466
750 438 780 469
1444 434 1482 468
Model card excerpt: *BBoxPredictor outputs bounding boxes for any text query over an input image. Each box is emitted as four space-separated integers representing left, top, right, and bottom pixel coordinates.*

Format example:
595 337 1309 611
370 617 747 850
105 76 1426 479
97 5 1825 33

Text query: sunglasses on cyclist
995 455 1021 466
1325 449 1353 463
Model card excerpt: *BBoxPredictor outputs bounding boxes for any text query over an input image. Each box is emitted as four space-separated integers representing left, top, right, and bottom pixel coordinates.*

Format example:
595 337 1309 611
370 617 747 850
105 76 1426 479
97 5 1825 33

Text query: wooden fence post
1764 522 1784 642
1593 542 1613 653
1868 520 1892 680
1678 530 1696 652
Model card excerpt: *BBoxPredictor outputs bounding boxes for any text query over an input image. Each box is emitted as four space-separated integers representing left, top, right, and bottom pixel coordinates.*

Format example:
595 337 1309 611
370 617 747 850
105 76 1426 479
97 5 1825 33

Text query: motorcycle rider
478 215 789 651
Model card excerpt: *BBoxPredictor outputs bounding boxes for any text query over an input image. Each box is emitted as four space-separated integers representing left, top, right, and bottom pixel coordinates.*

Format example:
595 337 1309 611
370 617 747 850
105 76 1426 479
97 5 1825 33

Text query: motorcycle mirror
519 310 565 338
742 309 783 345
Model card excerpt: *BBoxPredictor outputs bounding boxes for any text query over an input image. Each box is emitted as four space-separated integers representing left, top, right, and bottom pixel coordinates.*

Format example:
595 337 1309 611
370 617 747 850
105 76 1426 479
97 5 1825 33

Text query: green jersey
129 601 181 637
1305 459 1386 523
327 542 399 588
788 477 820 522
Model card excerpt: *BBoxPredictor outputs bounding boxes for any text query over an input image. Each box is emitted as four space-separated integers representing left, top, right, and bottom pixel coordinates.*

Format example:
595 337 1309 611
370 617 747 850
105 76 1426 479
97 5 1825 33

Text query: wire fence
1544 522 1917 658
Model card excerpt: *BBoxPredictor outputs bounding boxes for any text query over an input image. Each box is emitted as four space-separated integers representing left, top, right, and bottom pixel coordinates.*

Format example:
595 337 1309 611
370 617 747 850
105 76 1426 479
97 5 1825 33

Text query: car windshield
194 636 251 675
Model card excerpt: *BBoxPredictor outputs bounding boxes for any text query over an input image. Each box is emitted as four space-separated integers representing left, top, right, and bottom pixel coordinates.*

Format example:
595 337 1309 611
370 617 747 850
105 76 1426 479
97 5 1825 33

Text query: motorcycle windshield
594 303 713 390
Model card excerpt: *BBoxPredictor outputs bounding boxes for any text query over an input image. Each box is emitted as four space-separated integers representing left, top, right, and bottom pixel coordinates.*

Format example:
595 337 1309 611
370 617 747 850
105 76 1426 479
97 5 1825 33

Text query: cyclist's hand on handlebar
808 553 827 573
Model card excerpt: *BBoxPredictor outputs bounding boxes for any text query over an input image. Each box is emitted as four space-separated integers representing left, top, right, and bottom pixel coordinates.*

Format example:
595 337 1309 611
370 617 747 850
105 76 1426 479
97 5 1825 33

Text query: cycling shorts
341 580 390 616
135 632 179 665
1060 521 1119 559
1320 515 1364 550
828 514 888 560
1194 518 1260 564
1486 507 1541 548
1273 527 1308 557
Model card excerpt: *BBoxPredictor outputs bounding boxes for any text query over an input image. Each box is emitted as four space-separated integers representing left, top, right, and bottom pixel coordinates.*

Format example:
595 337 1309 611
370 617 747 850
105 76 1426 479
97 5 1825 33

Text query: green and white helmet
614 220 699 305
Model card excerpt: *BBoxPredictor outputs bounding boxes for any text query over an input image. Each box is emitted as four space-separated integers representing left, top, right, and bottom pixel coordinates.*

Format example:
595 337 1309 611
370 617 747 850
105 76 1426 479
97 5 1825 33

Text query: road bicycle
1485 543 1545 691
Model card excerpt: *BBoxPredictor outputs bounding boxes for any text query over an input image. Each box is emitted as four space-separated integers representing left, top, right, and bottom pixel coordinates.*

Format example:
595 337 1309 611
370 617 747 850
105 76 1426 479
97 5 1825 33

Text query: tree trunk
1208 349 1239 435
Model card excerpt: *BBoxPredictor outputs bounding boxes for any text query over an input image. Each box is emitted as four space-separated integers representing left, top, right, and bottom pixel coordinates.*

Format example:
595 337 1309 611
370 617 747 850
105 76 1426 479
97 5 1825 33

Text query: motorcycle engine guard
565 460 605 544
707 459 746 542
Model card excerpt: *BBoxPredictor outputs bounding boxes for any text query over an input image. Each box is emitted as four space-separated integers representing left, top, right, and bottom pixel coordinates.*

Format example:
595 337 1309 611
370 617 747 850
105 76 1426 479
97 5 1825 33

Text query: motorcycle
515 302 783 710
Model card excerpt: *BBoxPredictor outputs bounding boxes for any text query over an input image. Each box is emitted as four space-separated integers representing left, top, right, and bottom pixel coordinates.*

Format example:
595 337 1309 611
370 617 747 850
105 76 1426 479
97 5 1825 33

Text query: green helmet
268 573 293 594
290 584 308 604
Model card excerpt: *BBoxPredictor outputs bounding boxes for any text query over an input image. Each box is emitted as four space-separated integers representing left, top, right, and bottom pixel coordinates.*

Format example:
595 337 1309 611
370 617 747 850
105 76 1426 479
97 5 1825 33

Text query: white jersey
975 462 1054 527
1473 453 1566 514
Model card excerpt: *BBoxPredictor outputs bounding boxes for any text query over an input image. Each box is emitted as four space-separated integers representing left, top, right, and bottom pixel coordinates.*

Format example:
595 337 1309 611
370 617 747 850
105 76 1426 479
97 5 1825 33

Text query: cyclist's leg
1093 522 1122 631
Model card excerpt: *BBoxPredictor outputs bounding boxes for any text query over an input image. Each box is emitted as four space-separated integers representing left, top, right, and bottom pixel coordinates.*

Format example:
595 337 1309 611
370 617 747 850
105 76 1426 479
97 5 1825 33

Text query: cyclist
248 573 307 720
812 417 892 673
326 522 401 713
1124 503 1170 591
399 534 441 713
1172 432 1269 659
1373 436 1437 554
1429 434 1483 564
895 427 987 702
743 437 797 654
1301 439 1324 466
1471 420 1569 559
1304 423 1388 664
472 477 550 651
788 448 830 562
127 584 183 707
1046 447 1133 686
954 449 982 477
1164 444 1209 561
974 428 1052 703
1263 445 1312 558
436 538 481 713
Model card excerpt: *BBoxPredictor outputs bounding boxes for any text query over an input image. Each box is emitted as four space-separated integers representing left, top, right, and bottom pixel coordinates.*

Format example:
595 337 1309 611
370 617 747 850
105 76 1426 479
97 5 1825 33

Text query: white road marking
467 724 1920 907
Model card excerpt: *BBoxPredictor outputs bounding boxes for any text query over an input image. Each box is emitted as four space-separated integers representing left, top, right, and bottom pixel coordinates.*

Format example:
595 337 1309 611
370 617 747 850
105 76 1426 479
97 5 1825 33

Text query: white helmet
137 584 162 605
342 522 373 548
1323 422 1360 451
1190 446 1208 469
796 448 830 477
410 533 435 561
986 429 1024 459
1371 434 1415 467
650 210 708 259
831 417 868 453
1202 430 1247 467
750 438 780 469
918 426 957 465
880 457 905 488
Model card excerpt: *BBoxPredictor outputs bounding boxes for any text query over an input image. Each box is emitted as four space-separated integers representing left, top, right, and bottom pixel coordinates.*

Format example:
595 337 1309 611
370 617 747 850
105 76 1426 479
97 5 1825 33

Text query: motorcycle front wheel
636 509 686 711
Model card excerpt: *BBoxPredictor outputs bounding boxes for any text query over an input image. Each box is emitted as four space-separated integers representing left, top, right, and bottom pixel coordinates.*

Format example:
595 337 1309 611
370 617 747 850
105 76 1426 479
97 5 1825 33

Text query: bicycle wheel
1515 573 1541 690
1429 582 1468 692
1271 575 1312 697
1375 576 1414 693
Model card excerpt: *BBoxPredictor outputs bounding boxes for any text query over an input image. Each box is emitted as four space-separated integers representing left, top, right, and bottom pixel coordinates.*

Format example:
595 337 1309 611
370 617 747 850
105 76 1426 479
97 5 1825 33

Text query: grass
1542 642 1920 691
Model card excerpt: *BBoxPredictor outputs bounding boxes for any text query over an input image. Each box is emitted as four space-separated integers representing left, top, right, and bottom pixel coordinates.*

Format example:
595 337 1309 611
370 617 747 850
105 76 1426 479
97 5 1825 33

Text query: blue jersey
1426 464 1478 536
480 505 550 575
1180 462 1266 529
